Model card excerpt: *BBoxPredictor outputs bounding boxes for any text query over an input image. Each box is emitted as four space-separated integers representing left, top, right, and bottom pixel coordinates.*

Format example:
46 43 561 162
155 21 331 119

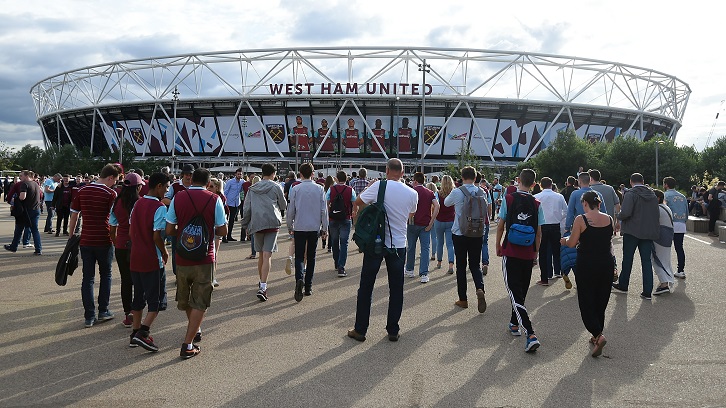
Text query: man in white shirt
347 158 418 343
534 177 568 286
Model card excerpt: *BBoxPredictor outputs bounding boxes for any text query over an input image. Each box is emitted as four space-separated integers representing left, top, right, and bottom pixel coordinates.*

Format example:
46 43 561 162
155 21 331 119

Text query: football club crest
266 124 286 144
422 125 442 145
130 128 144 145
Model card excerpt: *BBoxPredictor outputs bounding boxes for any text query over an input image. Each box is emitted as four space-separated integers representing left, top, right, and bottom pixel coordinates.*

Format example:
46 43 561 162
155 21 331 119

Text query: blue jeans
430 226 437 259
354 247 406 336
329 219 352 269
618 233 654 294
481 223 490 266
434 220 454 263
44 201 54 232
80 246 114 320
406 224 431 276
10 209 41 252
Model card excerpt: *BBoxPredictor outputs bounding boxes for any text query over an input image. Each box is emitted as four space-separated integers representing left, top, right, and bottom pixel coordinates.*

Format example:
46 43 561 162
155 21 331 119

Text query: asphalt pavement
0 208 724 407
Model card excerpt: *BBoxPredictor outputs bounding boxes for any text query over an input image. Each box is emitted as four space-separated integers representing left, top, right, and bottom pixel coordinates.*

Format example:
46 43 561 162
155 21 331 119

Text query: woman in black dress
561 191 615 357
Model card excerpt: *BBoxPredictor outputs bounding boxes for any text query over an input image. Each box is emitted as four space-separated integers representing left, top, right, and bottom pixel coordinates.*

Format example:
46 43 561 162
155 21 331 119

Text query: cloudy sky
1 0 723 152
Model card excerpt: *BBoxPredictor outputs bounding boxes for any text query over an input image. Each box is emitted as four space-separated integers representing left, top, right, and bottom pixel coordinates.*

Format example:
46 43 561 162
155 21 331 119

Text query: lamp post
396 96 400 159
655 140 665 187
418 59 430 174
241 117 248 172
171 86 179 173
115 127 124 167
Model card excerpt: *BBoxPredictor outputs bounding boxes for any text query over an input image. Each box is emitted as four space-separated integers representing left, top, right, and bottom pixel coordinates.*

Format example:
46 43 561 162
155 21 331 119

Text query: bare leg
184 308 205 344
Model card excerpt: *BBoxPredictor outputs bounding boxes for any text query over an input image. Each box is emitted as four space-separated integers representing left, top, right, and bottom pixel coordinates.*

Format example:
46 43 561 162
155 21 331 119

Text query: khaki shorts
176 263 214 311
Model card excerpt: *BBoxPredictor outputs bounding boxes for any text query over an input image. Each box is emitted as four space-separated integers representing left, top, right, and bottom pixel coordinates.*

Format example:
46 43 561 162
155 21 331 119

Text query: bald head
385 158 404 180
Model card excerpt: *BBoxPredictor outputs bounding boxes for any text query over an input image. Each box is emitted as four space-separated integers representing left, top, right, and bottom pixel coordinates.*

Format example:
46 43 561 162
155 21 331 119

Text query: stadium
30 47 691 173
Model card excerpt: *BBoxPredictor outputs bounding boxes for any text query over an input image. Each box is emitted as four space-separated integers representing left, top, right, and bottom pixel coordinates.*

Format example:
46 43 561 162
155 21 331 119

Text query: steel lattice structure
30 47 690 165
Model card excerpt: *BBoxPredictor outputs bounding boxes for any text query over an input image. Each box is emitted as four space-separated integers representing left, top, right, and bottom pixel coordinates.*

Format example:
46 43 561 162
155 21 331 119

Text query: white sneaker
674 272 686 279
285 257 292 275
404 270 415 278
22 244 34 249
212 279 219 287
420 275 430 283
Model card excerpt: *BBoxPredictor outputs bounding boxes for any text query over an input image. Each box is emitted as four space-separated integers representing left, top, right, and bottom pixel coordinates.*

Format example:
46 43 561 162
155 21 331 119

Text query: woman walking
434 175 456 274
561 191 614 357
652 189 675 295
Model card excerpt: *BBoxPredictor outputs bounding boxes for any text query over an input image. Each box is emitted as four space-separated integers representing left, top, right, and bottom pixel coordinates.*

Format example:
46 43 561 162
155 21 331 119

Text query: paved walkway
0 208 724 407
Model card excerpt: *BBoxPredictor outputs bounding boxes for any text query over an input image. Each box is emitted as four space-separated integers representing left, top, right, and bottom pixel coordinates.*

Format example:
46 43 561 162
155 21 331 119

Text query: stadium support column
396 96 400 159
116 127 124 168
172 86 179 172
418 59 430 174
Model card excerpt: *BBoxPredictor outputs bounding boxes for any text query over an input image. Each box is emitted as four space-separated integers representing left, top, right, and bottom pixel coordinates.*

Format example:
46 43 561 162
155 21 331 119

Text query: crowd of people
3 159 722 360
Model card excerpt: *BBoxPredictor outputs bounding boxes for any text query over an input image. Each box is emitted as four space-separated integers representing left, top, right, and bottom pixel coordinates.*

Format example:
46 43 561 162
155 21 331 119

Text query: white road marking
685 235 713 245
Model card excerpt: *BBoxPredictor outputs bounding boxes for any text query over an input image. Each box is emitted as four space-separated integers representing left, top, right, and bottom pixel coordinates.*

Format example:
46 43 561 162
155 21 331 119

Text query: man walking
347 158 418 342
43 173 60 233
706 181 725 237
495 168 545 352
166 168 227 358
223 168 246 243
4 170 43 255
350 168 369 195
286 163 328 301
128 173 170 352
162 163 194 277
327 170 357 277
405 172 439 283
612 173 660 299
445 166 488 311
663 177 688 278
534 177 567 285
68 164 121 327
240 163 287 301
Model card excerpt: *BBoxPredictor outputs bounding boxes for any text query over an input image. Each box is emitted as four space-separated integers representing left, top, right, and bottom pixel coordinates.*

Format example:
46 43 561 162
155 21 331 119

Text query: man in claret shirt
317 119 335 154
68 163 122 328
396 117 416 154
345 118 362 154
371 118 387 154
166 168 227 359
127 173 170 352
162 163 194 276
291 115 310 152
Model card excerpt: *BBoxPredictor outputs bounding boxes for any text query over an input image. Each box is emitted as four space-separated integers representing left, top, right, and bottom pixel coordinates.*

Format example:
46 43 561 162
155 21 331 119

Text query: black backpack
329 185 348 221
176 192 215 261
503 192 537 250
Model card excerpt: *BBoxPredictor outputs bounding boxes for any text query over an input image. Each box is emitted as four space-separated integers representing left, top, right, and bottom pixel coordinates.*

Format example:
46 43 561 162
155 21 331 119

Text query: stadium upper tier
30 47 690 162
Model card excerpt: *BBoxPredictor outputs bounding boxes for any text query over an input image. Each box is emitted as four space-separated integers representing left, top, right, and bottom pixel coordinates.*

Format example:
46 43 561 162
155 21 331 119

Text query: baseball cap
123 173 145 186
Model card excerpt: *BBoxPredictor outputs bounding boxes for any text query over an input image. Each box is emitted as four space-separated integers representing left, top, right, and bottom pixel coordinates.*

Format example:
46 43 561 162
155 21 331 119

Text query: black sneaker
227 237 237 242
304 286 312 296
129 330 138 348
194 331 202 343
611 283 628 293
653 286 671 296
257 289 268 301
388 333 400 342
294 279 304 302
180 343 200 359
4 245 16 253
131 331 159 352
640 292 652 300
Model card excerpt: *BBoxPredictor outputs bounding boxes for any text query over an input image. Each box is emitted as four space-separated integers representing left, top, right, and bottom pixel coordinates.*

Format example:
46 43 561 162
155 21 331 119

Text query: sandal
246 254 257 259
592 334 606 357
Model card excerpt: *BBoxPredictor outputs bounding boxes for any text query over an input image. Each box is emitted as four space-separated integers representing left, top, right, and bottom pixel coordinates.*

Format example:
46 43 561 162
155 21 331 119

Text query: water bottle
374 235 383 255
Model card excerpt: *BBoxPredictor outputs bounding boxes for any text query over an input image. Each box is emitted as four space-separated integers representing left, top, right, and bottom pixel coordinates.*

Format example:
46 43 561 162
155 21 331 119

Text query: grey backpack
458 186 488 237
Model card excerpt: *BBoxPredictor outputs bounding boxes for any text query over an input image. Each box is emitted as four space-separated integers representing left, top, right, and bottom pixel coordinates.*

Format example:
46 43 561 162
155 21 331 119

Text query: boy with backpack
165 168 228 359
495 168 545 353
444 166 489 313
327 170 357 277
347 159 418 342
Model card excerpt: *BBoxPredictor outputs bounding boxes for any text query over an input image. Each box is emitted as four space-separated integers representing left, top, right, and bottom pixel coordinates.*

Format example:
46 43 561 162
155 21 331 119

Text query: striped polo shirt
71 182 117 247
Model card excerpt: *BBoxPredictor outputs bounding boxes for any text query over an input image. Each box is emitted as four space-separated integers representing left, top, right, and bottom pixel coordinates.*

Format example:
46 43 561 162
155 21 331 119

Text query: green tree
524 129 593 186
443 145 482 180
700 136 726 180
13 144 45 172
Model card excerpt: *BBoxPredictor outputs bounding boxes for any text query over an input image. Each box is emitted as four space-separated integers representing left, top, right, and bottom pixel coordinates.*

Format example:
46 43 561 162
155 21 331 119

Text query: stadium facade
30 47 690 171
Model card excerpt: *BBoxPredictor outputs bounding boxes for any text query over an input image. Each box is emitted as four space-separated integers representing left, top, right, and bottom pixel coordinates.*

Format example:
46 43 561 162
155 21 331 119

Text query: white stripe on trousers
502 255 529 337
